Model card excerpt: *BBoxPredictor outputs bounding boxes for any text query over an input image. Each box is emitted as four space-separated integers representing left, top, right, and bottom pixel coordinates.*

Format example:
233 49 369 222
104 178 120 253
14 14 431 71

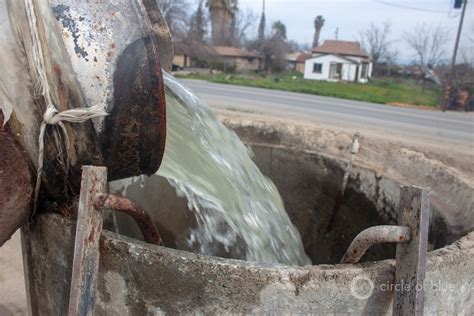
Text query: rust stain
52 63 70 112
101 35 166 180
53 63 62 79
0 114 33 245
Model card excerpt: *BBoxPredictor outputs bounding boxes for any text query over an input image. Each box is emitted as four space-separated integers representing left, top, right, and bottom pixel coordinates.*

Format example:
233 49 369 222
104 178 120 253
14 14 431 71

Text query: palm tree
206 0 238 46
313 15 325 48
272 21 287 40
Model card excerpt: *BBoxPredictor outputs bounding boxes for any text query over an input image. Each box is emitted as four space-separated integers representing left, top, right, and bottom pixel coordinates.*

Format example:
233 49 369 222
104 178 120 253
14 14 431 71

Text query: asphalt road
179 79 474 153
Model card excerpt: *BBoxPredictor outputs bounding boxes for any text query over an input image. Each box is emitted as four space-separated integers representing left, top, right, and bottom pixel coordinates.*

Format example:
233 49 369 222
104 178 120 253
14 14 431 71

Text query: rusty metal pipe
95 194 163 246
326 132 360 231
340 225 410 264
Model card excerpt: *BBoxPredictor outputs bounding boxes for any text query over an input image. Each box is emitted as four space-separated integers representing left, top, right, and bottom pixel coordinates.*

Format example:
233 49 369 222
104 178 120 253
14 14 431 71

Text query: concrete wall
219 56 260 72
222 116 473 242
235 57 260 72
287 61 305 73
22 214 474 315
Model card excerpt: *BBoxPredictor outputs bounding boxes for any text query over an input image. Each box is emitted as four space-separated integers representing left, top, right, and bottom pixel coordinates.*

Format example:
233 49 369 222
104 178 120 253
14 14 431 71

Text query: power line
374 0 457 13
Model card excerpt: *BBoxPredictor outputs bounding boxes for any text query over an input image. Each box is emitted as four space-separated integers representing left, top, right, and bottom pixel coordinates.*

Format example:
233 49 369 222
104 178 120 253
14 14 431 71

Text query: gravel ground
0 232 27 315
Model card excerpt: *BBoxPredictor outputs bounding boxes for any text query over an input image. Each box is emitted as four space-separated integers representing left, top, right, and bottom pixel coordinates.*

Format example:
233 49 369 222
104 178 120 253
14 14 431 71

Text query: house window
361 63 369 79
313 63 322 73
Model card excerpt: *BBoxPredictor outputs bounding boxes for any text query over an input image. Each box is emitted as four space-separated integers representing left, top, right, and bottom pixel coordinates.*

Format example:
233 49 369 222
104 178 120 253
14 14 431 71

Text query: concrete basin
22 117 474 314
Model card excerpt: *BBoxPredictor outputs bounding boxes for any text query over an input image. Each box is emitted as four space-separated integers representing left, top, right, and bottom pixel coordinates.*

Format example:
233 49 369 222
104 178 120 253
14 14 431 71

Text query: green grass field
176 72 442 107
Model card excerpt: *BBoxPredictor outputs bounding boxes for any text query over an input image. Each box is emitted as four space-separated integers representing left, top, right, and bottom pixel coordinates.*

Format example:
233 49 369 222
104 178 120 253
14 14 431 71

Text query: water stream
111 74 310 266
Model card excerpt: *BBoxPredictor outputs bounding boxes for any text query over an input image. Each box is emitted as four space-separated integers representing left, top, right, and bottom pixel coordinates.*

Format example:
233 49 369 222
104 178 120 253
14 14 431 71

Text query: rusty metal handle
340 225 410 264
94 193 163 246
94 194 163 246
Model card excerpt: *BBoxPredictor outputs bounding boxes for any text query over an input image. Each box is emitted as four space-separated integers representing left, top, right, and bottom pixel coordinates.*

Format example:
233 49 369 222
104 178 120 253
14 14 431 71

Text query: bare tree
233 8 257 47
156 0 190 39
384 48 399 76
359 21 391 66
287 40 308 52
459 46 474 67
404 23 449 67
257 0 266 43
188 0 208 43
468 22 474 44
259 21 290 73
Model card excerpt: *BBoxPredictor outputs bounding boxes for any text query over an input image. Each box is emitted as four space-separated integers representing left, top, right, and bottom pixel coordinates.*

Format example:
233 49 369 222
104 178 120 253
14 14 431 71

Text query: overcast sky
227 0 474 63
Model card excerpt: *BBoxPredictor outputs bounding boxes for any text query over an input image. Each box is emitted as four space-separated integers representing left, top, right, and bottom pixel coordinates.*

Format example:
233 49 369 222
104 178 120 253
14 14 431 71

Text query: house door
329 62 343 79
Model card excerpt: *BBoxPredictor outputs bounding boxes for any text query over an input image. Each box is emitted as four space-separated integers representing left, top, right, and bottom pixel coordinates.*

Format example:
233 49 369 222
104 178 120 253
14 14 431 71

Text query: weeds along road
179 79 474 155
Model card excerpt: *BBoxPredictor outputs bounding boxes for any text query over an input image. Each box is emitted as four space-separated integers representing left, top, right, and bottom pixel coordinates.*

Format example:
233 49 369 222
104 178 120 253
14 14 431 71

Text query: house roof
286 52 300 62
211 46 260 58
296 53 312 63
306 53 360 64
173 42 260 59
286 52 312 63
313 40 369 58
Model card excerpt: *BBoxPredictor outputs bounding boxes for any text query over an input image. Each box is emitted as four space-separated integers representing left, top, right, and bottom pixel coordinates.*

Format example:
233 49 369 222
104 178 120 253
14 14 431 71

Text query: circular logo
350 275 374 300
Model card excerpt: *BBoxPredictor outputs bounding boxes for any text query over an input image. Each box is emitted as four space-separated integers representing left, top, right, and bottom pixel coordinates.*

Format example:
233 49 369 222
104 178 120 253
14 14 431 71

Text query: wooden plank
68 166 107 316
393 186 430 316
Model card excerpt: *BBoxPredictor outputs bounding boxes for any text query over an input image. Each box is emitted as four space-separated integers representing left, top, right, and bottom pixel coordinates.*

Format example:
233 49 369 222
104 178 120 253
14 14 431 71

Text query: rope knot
43 106 59 125
26 0 108 216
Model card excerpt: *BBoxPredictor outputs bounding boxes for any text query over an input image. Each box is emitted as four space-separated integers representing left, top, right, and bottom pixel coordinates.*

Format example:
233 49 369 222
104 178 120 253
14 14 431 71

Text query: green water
112 73 310 266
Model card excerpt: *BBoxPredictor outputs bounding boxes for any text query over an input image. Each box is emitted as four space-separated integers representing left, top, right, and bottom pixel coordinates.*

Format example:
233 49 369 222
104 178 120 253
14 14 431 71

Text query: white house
304 40 372 83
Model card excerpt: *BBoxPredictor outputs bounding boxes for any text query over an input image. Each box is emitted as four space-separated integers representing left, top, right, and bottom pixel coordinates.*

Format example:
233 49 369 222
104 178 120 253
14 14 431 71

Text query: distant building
172 44 261 72
210 46 261 72
286 52 311 73
173 45 192 69
304 40 372 83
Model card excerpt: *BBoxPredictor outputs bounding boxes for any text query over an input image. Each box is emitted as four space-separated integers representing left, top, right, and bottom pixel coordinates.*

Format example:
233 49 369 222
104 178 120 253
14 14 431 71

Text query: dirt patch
386 102 438 111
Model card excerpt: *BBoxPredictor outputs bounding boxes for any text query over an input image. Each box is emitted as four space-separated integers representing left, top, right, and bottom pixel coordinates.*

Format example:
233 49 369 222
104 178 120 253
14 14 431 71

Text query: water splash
154 73 310 266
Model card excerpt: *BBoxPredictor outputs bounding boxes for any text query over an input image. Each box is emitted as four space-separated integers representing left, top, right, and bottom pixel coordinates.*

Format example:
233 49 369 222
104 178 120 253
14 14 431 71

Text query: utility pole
443 0 468 110
335 27 339 40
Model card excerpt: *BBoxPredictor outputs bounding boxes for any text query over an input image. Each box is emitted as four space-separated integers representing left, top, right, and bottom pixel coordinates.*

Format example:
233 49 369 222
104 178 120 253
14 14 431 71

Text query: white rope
34 104 108 213
24 0 108 214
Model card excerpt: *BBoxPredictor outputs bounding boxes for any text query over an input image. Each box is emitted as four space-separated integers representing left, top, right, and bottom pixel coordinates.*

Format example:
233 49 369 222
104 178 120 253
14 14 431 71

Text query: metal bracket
68 166 162 316
340 185 430 315
393 186 430 316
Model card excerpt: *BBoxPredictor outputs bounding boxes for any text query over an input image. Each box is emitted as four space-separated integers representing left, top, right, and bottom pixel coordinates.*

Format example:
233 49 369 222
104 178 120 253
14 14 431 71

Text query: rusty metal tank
0 0 170 245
